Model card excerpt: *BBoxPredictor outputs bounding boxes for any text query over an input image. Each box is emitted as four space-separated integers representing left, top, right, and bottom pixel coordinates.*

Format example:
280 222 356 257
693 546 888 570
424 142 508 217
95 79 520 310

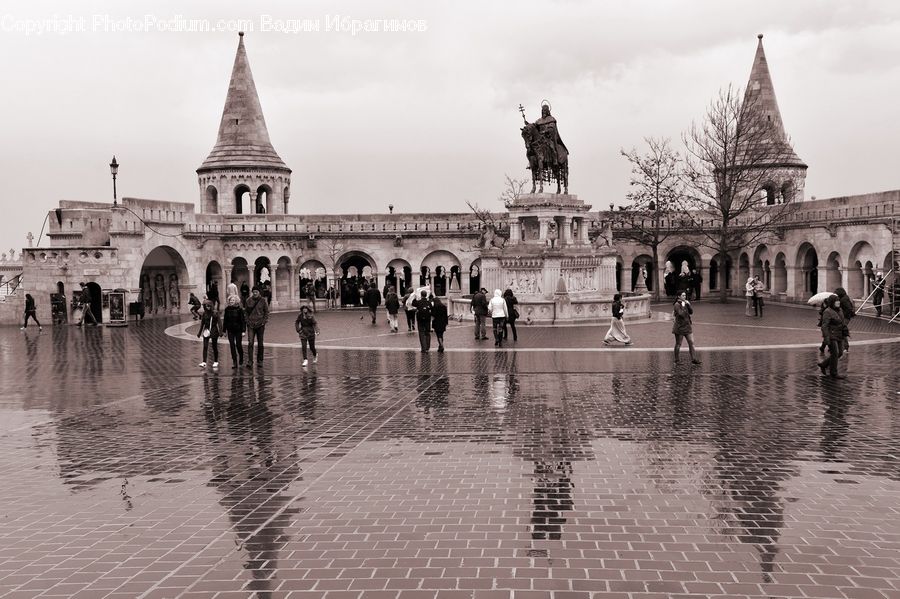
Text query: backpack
416 299 432 320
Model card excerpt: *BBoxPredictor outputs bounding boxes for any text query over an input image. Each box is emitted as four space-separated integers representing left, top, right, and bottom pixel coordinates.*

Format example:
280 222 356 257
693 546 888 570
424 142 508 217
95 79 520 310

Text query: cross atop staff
518 103 527 124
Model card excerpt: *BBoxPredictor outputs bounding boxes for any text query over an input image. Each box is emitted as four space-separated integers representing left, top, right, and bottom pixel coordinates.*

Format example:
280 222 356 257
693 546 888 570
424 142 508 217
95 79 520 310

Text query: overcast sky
2 0 899 251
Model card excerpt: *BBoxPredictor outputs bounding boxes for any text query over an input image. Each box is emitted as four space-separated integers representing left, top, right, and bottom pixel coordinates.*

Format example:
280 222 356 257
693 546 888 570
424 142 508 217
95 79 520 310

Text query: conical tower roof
198 32 290 173
742 34 806 167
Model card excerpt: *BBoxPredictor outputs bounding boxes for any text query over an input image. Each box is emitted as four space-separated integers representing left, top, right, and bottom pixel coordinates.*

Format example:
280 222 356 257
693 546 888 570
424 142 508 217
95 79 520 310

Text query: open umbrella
807 291 834 306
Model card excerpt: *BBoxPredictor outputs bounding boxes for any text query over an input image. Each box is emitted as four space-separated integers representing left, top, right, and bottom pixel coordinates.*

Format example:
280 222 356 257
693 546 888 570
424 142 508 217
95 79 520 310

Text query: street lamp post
109 156 119 206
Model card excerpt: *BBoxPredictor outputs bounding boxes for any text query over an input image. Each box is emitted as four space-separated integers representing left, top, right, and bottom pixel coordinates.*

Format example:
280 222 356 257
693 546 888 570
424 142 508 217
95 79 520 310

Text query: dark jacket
25 296 35 312
414 297 433 326
504 295 519 321
245 296 269 329
240 282 250 298
294 312 319 340
820 306 845 344
207 283 220 302
364 287 382 309
672 300 693 335
198 309 222 339
80 287 92 305
385 292 401 314
835 289 855 321
470 291 488 316
431 300 449 333
611 300 624 320
223 305 246 334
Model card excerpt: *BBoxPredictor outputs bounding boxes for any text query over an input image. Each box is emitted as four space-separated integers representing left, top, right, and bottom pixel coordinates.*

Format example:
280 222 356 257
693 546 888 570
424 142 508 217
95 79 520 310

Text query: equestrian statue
519 101 569 194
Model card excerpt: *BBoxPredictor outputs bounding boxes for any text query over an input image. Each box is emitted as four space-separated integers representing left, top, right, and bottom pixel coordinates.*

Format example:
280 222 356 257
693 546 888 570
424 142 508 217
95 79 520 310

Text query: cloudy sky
1 0 899 251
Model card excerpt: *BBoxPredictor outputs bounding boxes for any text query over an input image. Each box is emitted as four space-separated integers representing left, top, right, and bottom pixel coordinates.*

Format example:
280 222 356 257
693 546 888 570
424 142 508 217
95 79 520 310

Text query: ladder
890 217 900 323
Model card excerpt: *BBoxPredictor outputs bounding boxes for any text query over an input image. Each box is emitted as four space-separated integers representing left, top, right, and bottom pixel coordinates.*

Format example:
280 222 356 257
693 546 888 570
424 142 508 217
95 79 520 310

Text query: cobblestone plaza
1 303 899 599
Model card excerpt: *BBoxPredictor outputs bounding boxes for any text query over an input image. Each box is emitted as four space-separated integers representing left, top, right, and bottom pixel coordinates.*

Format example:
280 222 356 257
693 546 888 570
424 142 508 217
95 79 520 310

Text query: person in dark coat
364 285 381 325
222 294 246 368
817 294 846 379
77 282 98 326
692 269 702 300
239 281 250 307
502 289 519 341
872 273 885 317
295 305 320 367
834 287 855 352
384 286 401 332
207 281 220 311
470 288 489 340
431 296 449 352
413 291 433 352
21 293 42 331
244 286 269 367
188 292 202 320
672 291 701 364
197 300 222 369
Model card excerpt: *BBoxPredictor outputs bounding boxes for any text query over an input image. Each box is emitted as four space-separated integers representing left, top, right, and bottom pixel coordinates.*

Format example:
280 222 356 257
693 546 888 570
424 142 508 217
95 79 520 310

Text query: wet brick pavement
1 307 899 599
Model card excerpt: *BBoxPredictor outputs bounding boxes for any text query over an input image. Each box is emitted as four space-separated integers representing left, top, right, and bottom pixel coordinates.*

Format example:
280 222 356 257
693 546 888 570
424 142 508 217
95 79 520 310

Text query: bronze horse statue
521 122 569 194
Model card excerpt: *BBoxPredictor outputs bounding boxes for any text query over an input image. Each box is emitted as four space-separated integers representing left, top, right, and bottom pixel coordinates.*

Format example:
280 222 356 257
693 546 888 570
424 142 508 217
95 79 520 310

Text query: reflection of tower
203 372 303 595
530 460 574 541
706 380 797 583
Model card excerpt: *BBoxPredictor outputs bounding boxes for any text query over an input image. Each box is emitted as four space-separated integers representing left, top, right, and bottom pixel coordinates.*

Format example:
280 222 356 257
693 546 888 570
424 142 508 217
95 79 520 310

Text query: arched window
234 184 251 215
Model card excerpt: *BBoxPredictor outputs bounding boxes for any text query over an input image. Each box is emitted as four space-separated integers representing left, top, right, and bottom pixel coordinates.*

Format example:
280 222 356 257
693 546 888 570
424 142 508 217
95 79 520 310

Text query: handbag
202 328 210 338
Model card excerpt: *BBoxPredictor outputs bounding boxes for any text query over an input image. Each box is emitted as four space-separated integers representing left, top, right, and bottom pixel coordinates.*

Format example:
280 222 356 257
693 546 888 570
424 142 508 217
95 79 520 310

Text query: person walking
744 276 756 317
488 289 509 347
21 293 42 331
873 272 885 317
432 296 449 352
502 289 519 342
604 293 632 345
197 300 222 370
672 291 701 364
364 284 381 325
834 287 855 352
817 294 846 379
384 286 401 333
753 275 765 317
188 292 202 320
77 282 98 326
413 290 433 352
692 269 702 300
245 286 269 367
207 281 220 311
222 294 246 368
471 287 489 340
305 282 317 312
226 281 239 302
295 305 320 367
402 287 417 333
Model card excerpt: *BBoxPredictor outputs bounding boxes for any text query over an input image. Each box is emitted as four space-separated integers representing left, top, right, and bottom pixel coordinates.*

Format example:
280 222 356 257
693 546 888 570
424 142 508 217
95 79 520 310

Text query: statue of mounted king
520 101 570 194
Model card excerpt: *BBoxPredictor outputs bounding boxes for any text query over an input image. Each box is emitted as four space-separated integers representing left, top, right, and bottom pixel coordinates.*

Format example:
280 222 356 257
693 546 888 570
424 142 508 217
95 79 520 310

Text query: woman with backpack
402 287 417 333
502 289 519 342
295 305 320 367
384 286 401 333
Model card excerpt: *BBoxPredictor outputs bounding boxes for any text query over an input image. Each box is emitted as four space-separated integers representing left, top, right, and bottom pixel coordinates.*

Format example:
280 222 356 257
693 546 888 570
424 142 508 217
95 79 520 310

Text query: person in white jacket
488 289 509 347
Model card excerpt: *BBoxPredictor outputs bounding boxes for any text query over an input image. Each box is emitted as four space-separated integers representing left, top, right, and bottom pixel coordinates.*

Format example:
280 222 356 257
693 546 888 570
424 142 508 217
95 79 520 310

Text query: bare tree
681 84 799 302
615 137 683 301
322 236 345 281
498 174 529 208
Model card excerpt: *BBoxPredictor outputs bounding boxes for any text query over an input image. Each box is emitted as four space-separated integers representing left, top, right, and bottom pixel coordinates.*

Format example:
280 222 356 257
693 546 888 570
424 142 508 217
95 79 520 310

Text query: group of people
603 291 702 365
744 275 767 317
816 287 855 380
469 288 519 347
195 285 271 370
664 261 702 300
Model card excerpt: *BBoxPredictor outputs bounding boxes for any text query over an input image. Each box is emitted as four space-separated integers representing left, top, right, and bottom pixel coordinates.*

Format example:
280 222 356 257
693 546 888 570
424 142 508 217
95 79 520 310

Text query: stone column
224 266 232 287
785 266 797 301
578 218 590 245
538 219 548 243
509 219 521 244
291 264 300 305
270 268 278 305
480 256 502 295
561 217 572 246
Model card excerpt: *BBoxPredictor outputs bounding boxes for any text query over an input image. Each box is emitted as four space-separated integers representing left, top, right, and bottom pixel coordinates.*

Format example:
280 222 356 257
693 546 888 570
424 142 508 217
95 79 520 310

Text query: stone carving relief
562 268 598 293
504 270 543 295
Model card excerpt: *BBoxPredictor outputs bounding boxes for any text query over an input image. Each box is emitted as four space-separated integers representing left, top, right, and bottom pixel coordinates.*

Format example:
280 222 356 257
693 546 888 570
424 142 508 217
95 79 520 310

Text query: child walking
295 305 320 367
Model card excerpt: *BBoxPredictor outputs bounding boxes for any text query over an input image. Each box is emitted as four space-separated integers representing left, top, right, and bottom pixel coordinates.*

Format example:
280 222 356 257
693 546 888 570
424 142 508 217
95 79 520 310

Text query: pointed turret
197 33 292 215
742 34 807 203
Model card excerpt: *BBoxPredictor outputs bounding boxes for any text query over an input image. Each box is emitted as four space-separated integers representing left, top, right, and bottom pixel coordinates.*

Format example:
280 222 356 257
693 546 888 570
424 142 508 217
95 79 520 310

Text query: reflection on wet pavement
0 317 899 598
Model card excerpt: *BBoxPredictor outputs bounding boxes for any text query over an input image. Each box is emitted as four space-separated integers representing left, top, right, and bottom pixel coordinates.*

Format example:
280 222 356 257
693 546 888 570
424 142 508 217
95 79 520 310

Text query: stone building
0 34 897 326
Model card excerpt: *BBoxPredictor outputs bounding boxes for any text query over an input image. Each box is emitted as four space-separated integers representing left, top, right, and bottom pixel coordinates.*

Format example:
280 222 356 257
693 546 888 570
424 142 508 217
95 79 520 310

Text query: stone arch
234 184 251 215
760 182 777 206
283 185 290 214
664 245 701 297
256 184 273 214
386 258 412 294
421 250 462 296
825 251 842 292
469 259 482 294
299 259 327 299
338 250 377 306
205 260 223 302
275 256 292 304
708 255 732 292
781 181 794 203
231 257 250 288
204 185 218 214
738 252 751 287
753 245 772 289
848 241 876 298
795 242 819 297
630 254 654 293
138 245 190 315
773 252 787 294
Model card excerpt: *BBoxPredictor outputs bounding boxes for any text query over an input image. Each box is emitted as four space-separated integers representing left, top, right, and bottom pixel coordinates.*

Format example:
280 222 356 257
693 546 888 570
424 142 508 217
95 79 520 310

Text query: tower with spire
197 32 291 215
743 34 807 204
